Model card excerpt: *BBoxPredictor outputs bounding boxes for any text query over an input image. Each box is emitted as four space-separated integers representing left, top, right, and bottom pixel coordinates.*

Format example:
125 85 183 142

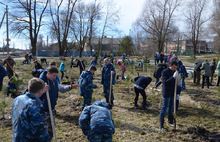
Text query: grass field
0 55 220 142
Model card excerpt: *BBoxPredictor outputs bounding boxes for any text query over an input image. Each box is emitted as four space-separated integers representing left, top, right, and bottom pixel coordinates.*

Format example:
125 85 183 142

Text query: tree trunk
97 37 102 58
193 43 197 59
59 41 64 57
89 39 93 56
31 39 37 56
89 20 93 56
158 40 163 53
31 44 37 56
62 39 68 57
79 48 83 57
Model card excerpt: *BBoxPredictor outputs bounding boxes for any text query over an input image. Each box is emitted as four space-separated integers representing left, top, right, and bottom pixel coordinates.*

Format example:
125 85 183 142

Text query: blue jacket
101 63 116 87
79 101 115 136
78 71 97 96
32 69 45 78
39 71 59 111
0 64 7 83
161 68 175 98
90 60 97 67
134 76 152 90
59 62 65 72
12 92 49 142
155 53 160 60
178 61 188 78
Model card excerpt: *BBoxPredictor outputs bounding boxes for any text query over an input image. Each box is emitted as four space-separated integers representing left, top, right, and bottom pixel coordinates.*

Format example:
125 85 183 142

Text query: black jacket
154 63 168 79
73 60 85 73
134 76 152 89
161 68 175 98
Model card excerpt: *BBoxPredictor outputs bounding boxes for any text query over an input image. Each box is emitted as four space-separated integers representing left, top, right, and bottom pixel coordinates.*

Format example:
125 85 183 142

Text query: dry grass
0 56 220 142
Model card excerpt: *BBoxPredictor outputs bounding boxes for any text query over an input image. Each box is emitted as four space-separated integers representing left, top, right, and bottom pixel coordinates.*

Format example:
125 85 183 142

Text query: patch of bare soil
186 126 220 142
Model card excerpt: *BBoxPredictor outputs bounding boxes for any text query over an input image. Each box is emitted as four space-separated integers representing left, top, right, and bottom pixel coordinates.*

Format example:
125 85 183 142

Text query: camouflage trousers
88 133 113 142
103 86 114 105
82 93 92 108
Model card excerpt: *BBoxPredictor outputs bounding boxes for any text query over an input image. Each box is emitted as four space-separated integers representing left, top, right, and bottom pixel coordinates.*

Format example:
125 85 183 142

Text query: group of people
154 56 220 131
79 57 116 109
154 52 165 65
0 55 117 142
23 53 33 64
1 53 220 142
193 59 220 88
154 52 182 66
0 54 189 141
152 55 188 131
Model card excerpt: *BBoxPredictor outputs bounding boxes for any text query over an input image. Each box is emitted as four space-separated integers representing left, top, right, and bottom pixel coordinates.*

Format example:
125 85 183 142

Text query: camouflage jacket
78 71 97 95
101 63 116 87
12 92 50 142
79 101 115 136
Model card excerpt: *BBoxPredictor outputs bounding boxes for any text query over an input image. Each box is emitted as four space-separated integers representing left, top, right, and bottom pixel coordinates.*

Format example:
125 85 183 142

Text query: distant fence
37 50 95 57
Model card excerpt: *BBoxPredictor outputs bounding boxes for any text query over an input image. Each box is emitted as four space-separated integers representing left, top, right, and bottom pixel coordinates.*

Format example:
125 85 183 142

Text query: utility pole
6 5 9 56
0 2 10 56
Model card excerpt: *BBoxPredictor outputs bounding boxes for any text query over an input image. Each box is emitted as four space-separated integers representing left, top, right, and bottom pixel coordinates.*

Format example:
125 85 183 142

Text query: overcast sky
116 0 146 35
0 0 213 49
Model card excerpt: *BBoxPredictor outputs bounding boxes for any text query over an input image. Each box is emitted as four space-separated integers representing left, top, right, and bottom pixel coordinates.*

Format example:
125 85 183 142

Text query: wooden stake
173 72 178 131
109 71 113 105
46 91 57 142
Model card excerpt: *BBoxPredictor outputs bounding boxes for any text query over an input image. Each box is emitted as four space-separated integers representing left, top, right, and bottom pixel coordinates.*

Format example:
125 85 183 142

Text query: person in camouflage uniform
78 66 97 108
101 58 116 108
12 78 50 142
79 101 115 142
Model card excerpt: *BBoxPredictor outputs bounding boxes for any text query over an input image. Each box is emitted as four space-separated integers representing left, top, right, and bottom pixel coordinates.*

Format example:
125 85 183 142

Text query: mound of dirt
187 126 210 139
187 126 220 142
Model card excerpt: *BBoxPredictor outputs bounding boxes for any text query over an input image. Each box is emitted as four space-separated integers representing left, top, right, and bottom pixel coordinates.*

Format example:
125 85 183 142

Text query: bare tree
68 1 102 57
97 0 120 57
87 0 102 56
49 0 78 56
211 11 220 36
185 0 210 58
136 0 181 53
10 0 49 56
36 34 45 50
70 2 90 57
210 0 220 53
